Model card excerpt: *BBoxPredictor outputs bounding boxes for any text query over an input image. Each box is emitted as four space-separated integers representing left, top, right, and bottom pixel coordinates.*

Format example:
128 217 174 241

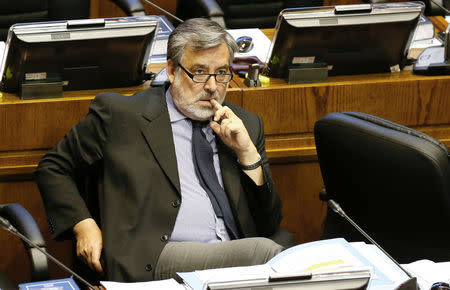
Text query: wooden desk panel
239 72 450 135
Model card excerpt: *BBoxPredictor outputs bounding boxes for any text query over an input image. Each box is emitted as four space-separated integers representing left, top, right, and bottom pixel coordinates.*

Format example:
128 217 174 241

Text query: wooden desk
1 20 449 284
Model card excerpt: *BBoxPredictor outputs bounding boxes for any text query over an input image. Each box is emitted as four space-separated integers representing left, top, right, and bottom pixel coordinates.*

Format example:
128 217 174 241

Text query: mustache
195 91 221 102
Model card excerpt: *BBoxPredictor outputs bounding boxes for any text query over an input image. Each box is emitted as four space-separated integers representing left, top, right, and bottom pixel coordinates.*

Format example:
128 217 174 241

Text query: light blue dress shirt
166 89 230 243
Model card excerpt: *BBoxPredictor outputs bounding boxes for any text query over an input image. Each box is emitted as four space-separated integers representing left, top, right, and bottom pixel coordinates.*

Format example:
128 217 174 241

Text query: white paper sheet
403 260 450 290
101 278 186 290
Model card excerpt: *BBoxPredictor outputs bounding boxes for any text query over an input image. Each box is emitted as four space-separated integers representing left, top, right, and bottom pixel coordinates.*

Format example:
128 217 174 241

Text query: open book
178 238 411 290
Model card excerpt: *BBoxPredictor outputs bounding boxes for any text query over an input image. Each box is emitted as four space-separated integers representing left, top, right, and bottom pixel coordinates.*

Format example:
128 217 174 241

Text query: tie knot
191 120 209 129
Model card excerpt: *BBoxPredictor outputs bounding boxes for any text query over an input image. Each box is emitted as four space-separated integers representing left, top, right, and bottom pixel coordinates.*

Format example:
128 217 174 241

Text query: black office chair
0 0 145 40
0 203 49 288
314 112 450 263
176 0 324 28
362 0 449 15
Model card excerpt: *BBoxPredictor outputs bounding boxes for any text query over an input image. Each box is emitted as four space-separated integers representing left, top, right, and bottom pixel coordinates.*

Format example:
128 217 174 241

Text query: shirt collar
165 87 187 123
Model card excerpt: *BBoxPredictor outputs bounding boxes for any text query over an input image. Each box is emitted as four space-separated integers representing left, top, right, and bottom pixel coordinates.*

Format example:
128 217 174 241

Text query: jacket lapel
140 88 181 195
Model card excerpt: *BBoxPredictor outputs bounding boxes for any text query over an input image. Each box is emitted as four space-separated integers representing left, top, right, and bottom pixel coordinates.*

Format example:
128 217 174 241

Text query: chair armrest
197 0 224 17
0 203 49 282
111 0 146 16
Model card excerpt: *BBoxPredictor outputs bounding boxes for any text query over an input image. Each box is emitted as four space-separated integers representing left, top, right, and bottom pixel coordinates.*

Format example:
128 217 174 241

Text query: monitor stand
413 26 450 75
20 78 63 100
285 63 328 85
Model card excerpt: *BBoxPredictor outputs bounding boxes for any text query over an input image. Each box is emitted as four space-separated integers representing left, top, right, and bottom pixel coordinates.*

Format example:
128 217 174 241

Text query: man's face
167 42 230 121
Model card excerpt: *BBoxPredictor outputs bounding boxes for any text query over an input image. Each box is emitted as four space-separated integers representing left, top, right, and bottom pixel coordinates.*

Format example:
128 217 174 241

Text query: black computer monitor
266 2 423 78
0 16 159 96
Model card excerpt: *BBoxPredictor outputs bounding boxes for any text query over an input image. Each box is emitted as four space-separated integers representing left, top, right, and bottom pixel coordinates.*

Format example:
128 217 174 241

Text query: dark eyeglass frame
178 63 233 84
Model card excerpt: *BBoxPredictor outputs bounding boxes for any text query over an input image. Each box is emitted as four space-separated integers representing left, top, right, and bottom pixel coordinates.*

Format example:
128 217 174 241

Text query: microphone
0 216 96 290
141 0 184 23
428 0 450 15
318 189 419 290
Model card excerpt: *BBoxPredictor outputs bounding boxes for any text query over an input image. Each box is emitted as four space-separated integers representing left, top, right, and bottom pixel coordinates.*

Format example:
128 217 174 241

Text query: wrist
238 153 262 171
73 218 96 237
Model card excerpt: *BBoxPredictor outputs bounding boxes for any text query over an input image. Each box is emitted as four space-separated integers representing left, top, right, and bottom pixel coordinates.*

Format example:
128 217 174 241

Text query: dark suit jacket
35 86 282 282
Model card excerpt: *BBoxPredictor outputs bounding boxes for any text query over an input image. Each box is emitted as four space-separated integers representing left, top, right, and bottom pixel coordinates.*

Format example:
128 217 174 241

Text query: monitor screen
0 16 159 94
266 2 423 78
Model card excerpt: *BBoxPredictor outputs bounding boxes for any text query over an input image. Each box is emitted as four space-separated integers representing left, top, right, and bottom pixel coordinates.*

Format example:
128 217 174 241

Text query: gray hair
167 18 238 66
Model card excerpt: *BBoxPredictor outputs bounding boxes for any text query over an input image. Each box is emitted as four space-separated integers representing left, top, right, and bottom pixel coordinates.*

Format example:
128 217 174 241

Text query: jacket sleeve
34 93 113 239
240 114 282 237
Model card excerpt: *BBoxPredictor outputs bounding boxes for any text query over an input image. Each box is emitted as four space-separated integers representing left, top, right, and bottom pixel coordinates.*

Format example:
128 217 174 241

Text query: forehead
182 42 230 68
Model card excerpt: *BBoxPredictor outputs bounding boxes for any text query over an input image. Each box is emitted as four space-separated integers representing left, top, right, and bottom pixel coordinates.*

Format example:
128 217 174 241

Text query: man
35 18 283 282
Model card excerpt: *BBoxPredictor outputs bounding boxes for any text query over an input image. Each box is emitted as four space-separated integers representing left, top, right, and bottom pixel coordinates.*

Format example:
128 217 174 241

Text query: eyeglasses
178 63 233 84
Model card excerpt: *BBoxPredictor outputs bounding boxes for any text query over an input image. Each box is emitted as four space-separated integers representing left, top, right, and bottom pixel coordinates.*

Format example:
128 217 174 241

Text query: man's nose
203 75 217 93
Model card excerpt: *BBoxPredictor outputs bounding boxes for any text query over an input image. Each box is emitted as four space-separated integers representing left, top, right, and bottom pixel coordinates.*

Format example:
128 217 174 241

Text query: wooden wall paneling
271 161 327 244
0 99 93 152
90 0 178 22
242 73 450 136
90 0 127 18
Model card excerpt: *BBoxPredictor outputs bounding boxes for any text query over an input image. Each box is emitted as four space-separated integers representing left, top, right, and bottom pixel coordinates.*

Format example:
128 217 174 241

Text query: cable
141 0 184 23
428 0 450 15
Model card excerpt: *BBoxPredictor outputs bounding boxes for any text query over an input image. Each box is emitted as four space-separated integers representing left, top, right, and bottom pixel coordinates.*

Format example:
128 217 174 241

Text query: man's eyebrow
189 64 230 71
216 65 230 70
189 64 208 70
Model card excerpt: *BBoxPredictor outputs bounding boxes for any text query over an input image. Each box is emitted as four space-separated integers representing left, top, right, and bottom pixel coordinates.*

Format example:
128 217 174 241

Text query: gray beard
172 74 227 120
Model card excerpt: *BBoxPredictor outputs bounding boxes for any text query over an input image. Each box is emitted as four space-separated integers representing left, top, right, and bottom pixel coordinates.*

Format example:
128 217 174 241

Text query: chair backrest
0 203 50 283
314 112 450 263
177 0 324 29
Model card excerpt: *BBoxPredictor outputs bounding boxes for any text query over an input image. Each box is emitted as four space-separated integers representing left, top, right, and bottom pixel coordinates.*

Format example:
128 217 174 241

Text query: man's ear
166 59 176 84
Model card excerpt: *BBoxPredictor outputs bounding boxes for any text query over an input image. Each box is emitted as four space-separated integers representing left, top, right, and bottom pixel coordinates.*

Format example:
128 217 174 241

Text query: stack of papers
403 260 450 290
148 15 174 65
412 15 434 42
98 238 450 289
178 238 409 290
101 278 186 289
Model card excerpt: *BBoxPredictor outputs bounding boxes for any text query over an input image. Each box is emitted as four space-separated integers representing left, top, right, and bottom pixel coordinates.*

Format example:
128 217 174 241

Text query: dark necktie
191 120 240 239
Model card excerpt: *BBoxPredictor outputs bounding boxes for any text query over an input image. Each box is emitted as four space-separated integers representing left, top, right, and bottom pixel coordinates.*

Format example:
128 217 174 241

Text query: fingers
91 247 104 274
210 98 222 111
210 117 238 137
77 235 104 274
210 99 235 122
